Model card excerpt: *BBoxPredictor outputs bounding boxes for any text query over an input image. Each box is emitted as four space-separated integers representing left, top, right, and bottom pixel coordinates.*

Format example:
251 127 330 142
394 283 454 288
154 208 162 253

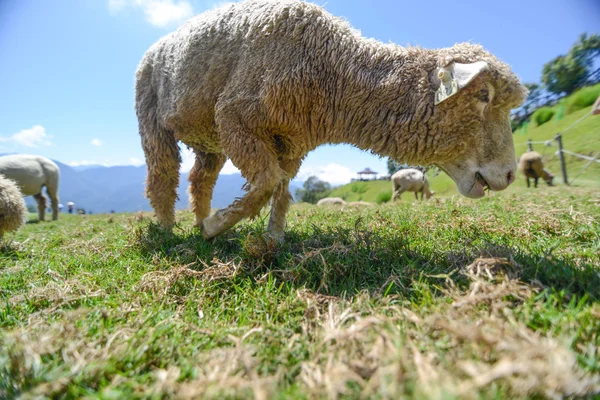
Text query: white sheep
0 174 28 238
135 0 527 241
316 197 347 206
391 168 435 201
517 151 554 188
0 155 60 221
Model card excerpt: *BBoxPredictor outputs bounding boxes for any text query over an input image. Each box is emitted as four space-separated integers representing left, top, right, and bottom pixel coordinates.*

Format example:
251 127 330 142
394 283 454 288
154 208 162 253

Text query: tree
387 158 404 175
542 54 587 96
295 176 332 204
542 33 600 96
522 83 542 114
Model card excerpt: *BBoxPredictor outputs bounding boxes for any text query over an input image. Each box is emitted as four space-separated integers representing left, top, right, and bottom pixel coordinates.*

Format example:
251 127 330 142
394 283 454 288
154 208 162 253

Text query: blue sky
1 0 598 185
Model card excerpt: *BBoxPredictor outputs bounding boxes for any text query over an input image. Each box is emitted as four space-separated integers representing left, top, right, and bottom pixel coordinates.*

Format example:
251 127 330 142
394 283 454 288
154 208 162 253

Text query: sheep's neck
318 45 436 161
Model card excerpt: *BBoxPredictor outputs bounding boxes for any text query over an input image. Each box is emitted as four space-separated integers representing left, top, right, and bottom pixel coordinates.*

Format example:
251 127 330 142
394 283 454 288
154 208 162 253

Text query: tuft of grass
1 188 599 398
532 106 556 126
375 189 392 204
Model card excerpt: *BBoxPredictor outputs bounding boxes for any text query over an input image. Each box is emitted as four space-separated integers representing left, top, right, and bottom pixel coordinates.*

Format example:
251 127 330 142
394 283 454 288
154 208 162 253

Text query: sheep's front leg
526 177 530 188
189 151 227 228
266 159 302 242
201 137 282 240
33 193 47 221
534 177 539 188
392 188 404 201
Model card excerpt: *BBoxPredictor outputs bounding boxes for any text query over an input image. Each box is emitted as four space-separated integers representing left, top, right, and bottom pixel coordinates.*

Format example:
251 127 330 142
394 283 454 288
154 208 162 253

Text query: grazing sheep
135 0 527 240
518 151 554 188
392 168 435 201
316 197 347 206
0 174 27 238
0 155 60 221
346 201 374 208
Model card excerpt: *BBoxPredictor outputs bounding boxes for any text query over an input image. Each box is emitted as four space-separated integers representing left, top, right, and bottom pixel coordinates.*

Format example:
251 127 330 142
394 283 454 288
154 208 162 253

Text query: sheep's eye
476 89 489 103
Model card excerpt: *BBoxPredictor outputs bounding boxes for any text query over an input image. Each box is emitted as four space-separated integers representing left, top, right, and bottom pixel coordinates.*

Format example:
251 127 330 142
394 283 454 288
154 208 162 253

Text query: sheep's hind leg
266 158 302 242
34 193 47 221
141 125 181 229
46 184 60 220
201 138 282 240
189 150 226 228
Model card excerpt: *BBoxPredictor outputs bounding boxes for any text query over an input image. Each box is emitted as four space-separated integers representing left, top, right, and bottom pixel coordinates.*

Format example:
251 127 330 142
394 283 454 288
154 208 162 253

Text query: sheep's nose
507 170 515 186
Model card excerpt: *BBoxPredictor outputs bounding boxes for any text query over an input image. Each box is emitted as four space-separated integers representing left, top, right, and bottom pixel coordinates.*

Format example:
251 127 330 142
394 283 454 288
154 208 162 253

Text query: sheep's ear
435 61 489 105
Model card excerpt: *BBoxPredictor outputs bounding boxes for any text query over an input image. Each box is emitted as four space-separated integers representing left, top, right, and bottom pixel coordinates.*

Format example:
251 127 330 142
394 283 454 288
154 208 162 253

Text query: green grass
2 187 600 398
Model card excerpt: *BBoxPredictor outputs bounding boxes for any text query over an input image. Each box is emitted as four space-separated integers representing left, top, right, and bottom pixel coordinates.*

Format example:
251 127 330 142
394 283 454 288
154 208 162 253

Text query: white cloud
221 159 240 175
110 0 194 27
296 163 356 186
91 138 103 147
0 125 52 148
129 157 144 166
179 147 240 175
180 147 195 172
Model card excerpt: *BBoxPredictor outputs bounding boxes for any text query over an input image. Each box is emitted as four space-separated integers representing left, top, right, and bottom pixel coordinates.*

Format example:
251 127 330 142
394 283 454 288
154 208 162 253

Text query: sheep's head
429 48 528 198
542 169 555 186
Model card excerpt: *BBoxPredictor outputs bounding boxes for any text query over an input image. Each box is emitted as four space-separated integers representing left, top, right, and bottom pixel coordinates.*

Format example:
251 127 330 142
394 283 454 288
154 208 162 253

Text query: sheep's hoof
264 230 285 244
201 213 225 240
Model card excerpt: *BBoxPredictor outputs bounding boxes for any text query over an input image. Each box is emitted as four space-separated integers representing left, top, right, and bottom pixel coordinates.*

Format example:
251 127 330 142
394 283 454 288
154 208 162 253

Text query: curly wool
0 174 27 237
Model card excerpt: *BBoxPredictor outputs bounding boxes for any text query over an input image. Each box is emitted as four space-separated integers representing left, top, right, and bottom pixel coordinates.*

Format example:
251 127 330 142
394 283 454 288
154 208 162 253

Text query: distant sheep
316 197 347 206
0 174 27 238
392 168 435 201
135 0 527 240
345 201 374 208
518 151 554 188
0 155 60 221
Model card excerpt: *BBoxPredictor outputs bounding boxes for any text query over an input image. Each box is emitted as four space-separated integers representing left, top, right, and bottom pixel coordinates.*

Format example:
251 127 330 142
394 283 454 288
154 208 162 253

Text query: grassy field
1 186 599 398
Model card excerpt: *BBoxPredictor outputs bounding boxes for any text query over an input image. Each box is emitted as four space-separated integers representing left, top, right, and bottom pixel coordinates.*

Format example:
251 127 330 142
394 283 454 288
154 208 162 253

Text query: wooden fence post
527 139 533 152
555 133 569 185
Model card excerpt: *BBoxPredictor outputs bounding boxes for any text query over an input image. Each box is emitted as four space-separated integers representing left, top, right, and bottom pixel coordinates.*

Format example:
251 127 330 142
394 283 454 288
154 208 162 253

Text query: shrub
565 83 600 115
532 107 555 126
376 190 392 204
350 182 368 194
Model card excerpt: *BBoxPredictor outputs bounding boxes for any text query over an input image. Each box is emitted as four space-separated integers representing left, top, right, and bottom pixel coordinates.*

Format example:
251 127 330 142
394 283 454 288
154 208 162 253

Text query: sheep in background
0 155 61 221
392 169 435 201
135 0 527 241
0 174 27 238
316 197 347 206
518 151 554 188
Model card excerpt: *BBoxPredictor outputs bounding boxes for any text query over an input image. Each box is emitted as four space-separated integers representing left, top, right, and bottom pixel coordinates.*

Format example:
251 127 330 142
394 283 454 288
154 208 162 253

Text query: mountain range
1 156 301 214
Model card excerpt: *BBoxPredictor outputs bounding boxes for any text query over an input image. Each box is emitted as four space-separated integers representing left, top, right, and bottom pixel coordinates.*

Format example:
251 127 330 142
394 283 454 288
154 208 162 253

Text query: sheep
0 155 61 221
135 0 527 241
316 197 347 206
517 151 554 188
0 174 28 238
391 168 435 201
345 201 374 208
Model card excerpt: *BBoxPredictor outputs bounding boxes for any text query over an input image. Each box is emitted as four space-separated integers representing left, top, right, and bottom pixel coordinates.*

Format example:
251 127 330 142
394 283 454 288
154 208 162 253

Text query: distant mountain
71 164 106 171
3 156 301 214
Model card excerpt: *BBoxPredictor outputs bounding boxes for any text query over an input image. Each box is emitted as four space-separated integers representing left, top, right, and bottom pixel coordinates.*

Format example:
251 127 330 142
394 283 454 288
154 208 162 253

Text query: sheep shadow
134 222 600 302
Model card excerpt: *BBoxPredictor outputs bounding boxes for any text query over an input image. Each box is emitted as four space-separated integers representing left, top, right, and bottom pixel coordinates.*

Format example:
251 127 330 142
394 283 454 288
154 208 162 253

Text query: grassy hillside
331 101 600 203
1 187 599 398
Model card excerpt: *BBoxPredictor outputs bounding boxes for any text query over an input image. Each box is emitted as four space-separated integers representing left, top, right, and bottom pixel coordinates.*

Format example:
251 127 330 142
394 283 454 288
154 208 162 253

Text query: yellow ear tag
434 69 459 105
